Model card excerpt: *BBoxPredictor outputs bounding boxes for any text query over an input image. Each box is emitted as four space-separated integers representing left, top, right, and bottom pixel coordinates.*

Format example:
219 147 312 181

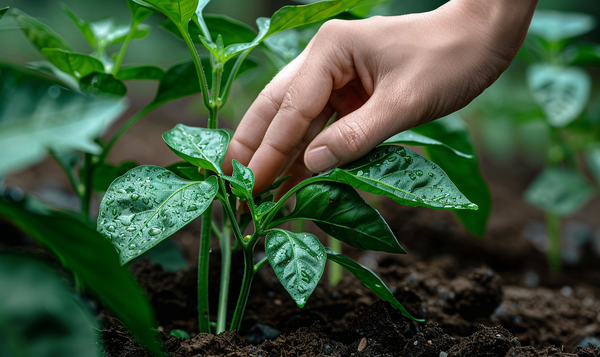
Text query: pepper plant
92 0 492 335
518 11 600 272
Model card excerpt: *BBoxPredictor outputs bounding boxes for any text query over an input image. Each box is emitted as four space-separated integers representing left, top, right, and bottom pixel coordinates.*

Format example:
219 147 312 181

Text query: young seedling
95 0 488 335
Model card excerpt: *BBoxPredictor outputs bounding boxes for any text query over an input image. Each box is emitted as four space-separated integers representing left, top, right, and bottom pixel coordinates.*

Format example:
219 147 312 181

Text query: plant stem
198 205 213 334
81 153 93 219
112 23 138 74
49 150 83 200
99 104 158 164
254 256 268 273
546 213 561 274
328 236 343 286
219 49 251 108
216 219 232 334
229 241 256 332
180 25 212 113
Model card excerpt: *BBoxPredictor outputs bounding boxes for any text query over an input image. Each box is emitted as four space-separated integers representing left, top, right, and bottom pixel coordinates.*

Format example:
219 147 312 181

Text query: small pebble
440 352 448 357
358 337 367 352
561 286 573 297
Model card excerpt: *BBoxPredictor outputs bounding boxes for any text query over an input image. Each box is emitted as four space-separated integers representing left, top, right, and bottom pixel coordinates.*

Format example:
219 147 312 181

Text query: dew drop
405 156 413 164
297 286 307 293
357 170 364 176
106 199 115 206
142 197 150 204
126 226 136 232
416 170 423 177
131 194 140 201
148 227 162 236
129 244 136 250
388 155 397 162
428 172 434 177
399 150 407 157
407 172 416 180
187 204 199 212
107 225 116 232
300 270 311 283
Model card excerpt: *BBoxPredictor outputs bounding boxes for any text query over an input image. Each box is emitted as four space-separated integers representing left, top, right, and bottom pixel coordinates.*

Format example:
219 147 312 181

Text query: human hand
223 0 538 195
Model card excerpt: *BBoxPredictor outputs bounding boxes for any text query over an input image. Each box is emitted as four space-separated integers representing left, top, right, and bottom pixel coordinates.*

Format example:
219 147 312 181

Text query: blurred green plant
471 10 600 272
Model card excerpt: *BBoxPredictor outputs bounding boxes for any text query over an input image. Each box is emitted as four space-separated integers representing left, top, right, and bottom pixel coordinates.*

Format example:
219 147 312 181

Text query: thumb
304 92 419 173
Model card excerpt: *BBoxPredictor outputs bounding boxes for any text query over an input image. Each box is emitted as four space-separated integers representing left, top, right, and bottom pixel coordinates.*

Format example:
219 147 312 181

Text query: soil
5 97 600 356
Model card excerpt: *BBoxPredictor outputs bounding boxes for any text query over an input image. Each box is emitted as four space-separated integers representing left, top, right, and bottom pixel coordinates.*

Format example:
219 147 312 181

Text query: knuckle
318 19 347 37
279 89 315 124
336 119 369 157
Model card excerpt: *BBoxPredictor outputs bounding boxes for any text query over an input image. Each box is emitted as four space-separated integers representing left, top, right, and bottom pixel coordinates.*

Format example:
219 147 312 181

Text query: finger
223 48 311 175
304 88 421 173
248 21 357 192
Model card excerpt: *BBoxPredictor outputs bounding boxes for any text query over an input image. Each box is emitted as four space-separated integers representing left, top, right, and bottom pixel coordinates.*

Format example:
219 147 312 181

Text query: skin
223 0 539 195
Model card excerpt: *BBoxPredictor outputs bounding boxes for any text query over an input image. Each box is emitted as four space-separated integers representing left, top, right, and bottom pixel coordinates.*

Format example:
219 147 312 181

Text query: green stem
198 205 213 334
219 49 251 108
229 240 256 332
49 150 83 199
254 256 268 273
99 103 158 164
81 153 93 219
217 180 245 248
216 220 231 334
180 24 212 113
547 213 561 274
328 237 343 286
112 22 138 74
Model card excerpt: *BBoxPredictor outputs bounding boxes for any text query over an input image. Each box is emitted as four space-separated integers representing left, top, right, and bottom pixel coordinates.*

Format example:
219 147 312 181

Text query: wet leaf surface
97 165 218 264
265 229 326 308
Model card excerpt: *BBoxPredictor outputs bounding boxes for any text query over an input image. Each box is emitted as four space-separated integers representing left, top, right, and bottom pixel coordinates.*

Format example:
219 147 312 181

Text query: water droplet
405 156 413 164
142 197 150 204
129 244 136 250
148 227 162 236
428 172 434 177
416 170 423 177
388 155 397 162
408 172 416 180
297 286 307 293
131 194 140 201
106 199 115 206
111 207 119 216
126 226 136 232
300 270 311 283
107 226 116 232
357 170 364 176
432 165 437 170
399 150 407 157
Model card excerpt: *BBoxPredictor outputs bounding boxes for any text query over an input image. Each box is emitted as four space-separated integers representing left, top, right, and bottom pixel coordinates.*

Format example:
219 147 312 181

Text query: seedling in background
95 0 490 336
519 11 600 272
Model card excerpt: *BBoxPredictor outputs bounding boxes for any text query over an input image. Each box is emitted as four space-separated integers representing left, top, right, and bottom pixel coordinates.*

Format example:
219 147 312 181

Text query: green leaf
61 4 96 48
524 166 595 216
527 64 592 127
383 130 472 159
318 146 478 210
585 145 600 186
223 160 255 201
42 49 105 80
256 201 277 221
0 7 8 20
277 182 405 254
0 65 127 177
265 229 326 308
80 72 127 98
170 329 191 339
0 195 160 354
162 124 230 174
404 115 491 238
117 65 165 81
529 10 596 43
161 14 256 46
0 254 97 357
132 0 198 29
563 43 600 67
164 161 205 181
25 60 80 90
151 58 258 107
254 0 367 43
93 160 139 192
97 166 218 265
264 29 302 64
127 0 154 25
325 248 423 322
12 9 72 52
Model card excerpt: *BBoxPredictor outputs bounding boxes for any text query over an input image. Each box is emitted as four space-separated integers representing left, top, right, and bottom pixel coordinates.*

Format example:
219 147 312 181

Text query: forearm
442 0 538 61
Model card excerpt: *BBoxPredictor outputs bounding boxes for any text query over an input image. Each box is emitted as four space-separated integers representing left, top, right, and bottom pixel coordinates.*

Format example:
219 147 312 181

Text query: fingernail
305 145 340 173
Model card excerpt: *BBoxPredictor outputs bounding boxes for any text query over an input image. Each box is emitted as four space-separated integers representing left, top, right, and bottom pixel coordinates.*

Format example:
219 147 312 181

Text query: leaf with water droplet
223 159 256 210
97 165 218 265
325 248 423 322
265 229 326 308
163 124 230 174
256 201 277 221
387 115 490 238
271 182 405 254
316 146 477 210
